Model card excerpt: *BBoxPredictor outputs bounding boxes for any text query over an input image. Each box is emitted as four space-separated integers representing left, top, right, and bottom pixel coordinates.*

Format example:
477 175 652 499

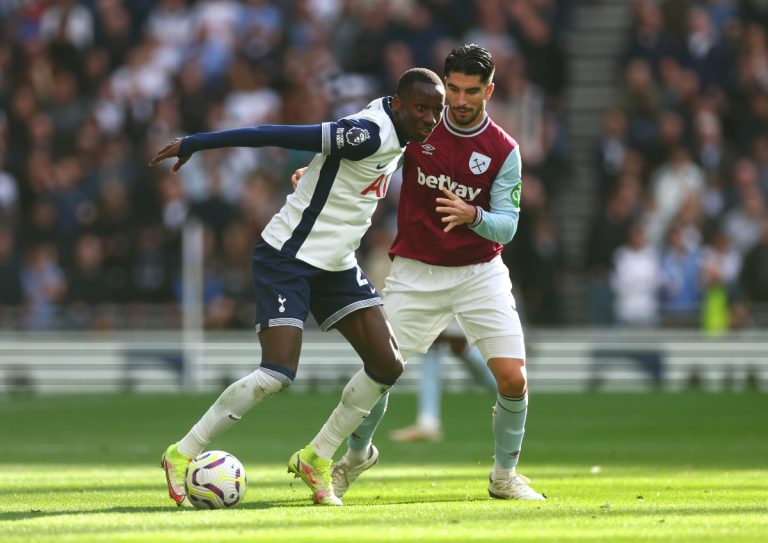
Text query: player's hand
148 138 190 174
291 167 308 190
436 188 477 232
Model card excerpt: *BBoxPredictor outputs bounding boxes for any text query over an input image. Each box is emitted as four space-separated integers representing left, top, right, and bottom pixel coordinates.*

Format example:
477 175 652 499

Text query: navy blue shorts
251 240 382 332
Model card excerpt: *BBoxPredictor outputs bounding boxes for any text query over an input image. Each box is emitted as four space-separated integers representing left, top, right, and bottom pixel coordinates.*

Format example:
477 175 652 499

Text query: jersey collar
443 107 490 138
382 96 408 147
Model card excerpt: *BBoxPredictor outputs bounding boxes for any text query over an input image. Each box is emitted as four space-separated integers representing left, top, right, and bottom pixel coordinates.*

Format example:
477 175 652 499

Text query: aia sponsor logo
360 173 391 198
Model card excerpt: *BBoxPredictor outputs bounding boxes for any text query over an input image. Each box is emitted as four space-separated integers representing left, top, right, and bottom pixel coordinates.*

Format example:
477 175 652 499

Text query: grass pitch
1 391 766 542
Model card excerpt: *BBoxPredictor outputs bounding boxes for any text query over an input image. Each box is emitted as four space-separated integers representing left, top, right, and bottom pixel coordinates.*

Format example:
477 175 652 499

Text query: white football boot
488 472 546 501
331 445 379 498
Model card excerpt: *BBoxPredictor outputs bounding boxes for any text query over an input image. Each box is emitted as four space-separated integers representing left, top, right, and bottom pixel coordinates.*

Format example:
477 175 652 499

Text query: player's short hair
396 68 443 97
444 44 495 85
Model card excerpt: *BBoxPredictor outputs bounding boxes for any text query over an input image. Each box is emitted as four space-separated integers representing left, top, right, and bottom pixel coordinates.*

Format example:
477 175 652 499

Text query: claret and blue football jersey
391 108 521 266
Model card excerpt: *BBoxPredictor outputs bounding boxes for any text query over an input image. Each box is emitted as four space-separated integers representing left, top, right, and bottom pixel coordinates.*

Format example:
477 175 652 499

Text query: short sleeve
323 118 382 161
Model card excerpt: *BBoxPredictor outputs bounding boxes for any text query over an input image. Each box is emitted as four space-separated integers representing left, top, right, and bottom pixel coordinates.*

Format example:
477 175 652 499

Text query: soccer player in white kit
150 68 445 506
329 45 546 501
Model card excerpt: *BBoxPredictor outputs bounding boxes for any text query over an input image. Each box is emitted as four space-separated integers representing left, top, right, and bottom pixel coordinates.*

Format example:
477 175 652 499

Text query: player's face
445 72 494 128
392 82 445 143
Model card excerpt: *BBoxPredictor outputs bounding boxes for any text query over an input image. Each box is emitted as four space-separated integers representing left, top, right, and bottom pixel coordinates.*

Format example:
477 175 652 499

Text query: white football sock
177 367 290 457
310 369 390 460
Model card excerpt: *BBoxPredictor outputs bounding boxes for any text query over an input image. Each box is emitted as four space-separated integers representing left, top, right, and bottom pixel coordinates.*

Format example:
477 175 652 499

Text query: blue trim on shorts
364 366 396 387
282 155 341 257
260 362 296 381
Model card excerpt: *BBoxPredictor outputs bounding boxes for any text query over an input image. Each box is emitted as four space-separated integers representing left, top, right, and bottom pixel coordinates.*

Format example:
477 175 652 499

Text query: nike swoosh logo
301 462 318 485
163 458 186 502
376 162 387 169
228 414 241 421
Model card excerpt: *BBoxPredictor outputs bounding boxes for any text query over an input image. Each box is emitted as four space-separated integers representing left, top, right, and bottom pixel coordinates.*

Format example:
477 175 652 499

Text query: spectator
67 233 109 329
586 178 643 324
722 187 765 256
40 0 94 51
739 216 768 323
593 108 630 202
659 221 703 326
0 225 22 321
20 242 66 330
612 222 660 327
700 226 741 333
647 146 705 246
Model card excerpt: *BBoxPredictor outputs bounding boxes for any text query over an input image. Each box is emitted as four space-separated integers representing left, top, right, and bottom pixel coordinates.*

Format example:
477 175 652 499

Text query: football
185 450 247 509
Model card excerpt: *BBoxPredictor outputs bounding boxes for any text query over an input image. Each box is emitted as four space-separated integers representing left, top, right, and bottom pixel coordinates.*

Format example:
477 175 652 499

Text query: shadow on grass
2 500 292 521
4 502 767 531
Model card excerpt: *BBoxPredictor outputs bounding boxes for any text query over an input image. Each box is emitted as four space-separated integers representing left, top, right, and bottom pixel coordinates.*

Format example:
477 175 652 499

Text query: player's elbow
498 229 516 245
497 222 517 244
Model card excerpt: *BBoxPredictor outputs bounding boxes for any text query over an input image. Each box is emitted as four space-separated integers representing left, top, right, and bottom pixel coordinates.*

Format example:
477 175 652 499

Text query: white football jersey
261 98 405 271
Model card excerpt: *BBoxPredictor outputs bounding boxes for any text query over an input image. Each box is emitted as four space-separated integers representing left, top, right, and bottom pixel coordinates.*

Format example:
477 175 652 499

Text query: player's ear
485 82 495 101
391 95 402 113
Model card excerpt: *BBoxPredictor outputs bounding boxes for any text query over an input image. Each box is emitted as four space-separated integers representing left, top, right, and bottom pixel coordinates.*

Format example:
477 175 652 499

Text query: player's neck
446 109 488 131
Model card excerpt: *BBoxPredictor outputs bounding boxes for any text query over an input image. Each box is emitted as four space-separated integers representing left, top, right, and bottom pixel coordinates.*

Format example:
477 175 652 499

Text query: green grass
1 392 767 542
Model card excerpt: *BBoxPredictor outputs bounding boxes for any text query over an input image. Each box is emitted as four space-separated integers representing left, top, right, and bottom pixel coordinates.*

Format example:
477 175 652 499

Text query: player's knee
253 365 294 393
495 368 527 398
389 355 405 381
365 348 404 386
374 356 404 385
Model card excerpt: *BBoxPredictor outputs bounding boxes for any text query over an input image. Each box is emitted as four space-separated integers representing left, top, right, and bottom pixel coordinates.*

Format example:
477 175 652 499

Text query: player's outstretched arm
150 125 327 174
148 138 189 173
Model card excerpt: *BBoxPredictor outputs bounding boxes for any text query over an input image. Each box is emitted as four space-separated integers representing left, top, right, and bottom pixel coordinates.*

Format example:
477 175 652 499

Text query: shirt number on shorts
355 266 369 287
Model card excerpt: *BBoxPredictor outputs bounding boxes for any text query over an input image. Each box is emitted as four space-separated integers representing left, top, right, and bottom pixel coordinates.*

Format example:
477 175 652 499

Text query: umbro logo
421 143 435 155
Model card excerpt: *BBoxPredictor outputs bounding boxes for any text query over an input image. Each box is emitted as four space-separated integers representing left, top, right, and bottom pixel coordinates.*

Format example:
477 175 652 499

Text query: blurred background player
151 68 445 507
388 322 496 443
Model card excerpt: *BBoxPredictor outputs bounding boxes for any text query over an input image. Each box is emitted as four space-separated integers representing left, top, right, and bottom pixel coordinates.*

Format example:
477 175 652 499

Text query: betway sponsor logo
417 167 482 201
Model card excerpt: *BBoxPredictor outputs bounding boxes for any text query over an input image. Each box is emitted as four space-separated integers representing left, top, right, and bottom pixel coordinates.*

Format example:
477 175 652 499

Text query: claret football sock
178 367 291 457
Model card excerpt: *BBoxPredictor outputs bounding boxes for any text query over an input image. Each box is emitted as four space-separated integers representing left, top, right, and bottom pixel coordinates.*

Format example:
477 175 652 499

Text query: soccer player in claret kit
328 44 546 501
150 68 445 506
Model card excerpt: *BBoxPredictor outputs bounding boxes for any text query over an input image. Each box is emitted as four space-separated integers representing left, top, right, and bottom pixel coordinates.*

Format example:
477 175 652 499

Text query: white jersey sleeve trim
321 122 332 155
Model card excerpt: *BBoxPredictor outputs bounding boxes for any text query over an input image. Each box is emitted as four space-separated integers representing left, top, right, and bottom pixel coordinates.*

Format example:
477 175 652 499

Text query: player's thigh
335 304 403 384
308 264 382 331
251 241 313 333
382 288 454 357
258 326 303 374
454 258 524 350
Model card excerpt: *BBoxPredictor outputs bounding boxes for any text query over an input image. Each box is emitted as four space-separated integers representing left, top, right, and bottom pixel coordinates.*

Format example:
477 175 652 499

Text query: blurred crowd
587 0 768 332
0 0 569 331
